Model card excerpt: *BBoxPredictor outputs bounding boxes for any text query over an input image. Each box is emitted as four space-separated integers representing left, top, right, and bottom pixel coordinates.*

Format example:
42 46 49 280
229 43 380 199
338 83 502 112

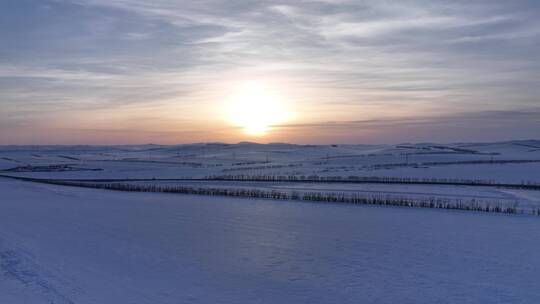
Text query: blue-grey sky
1 0 539 144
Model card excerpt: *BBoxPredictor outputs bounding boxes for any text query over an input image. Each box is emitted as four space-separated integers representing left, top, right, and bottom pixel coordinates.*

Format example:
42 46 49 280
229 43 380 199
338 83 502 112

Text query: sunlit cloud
1 0 539 144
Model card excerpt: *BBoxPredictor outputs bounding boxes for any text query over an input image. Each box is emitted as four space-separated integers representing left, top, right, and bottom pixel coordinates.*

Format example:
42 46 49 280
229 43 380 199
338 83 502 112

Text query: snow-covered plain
1 141 540 303
1 178 540 303
2 141 540 182
2 141 540 212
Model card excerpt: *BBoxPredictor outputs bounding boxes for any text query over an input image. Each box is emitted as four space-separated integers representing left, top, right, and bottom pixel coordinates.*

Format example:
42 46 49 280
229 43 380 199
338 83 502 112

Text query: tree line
22 178 540 216
205 174 540 189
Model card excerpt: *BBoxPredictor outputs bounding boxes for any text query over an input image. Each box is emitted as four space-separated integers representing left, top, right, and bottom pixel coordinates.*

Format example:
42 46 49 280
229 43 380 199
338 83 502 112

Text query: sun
226 82 289 136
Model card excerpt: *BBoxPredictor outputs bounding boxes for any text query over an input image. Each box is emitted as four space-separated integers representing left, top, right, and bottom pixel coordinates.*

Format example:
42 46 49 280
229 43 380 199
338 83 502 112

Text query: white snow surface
2 141 540 182
1 178 540 303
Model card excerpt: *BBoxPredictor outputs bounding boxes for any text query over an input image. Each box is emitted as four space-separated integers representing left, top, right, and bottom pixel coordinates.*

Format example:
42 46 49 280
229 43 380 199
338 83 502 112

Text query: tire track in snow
0 239 79 304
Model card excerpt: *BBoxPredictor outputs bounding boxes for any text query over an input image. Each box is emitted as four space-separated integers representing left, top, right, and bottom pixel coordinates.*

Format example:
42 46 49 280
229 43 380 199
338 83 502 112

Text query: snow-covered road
1 178 539 303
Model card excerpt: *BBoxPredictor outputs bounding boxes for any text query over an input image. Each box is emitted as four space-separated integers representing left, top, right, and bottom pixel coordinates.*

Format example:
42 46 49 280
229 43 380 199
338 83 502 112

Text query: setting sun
226 82 290 136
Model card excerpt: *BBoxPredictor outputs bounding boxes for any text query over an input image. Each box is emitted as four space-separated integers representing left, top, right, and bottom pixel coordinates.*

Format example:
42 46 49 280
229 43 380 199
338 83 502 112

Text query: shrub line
3 175 538 216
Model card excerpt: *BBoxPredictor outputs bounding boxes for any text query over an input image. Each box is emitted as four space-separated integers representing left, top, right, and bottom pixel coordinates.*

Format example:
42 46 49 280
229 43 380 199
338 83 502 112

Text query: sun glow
226 82 290 136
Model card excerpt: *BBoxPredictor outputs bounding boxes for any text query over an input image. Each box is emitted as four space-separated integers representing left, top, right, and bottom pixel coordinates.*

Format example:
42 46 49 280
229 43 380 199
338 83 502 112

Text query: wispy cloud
271 109 540 143
1 0 539 143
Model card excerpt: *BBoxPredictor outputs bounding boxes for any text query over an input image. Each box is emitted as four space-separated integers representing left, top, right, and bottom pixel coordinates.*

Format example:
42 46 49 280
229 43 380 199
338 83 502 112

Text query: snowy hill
1 141 539 182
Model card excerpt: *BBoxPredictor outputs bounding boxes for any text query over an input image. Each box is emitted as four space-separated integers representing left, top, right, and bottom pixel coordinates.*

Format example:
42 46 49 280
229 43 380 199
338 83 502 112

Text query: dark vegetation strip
57 155 80 161
1 174 539 190
1 175 539 216
357 159 540 170
2 165 102 172
206 175 540 190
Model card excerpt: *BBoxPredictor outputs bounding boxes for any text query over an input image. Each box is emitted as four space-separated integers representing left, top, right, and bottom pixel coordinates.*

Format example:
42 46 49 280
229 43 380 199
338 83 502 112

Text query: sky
1 0 539 144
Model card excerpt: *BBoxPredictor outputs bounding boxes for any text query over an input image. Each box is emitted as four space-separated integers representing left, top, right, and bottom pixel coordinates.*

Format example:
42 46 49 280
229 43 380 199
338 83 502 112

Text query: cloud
275 109 540 128
271 109 540 143
1 0 539 143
